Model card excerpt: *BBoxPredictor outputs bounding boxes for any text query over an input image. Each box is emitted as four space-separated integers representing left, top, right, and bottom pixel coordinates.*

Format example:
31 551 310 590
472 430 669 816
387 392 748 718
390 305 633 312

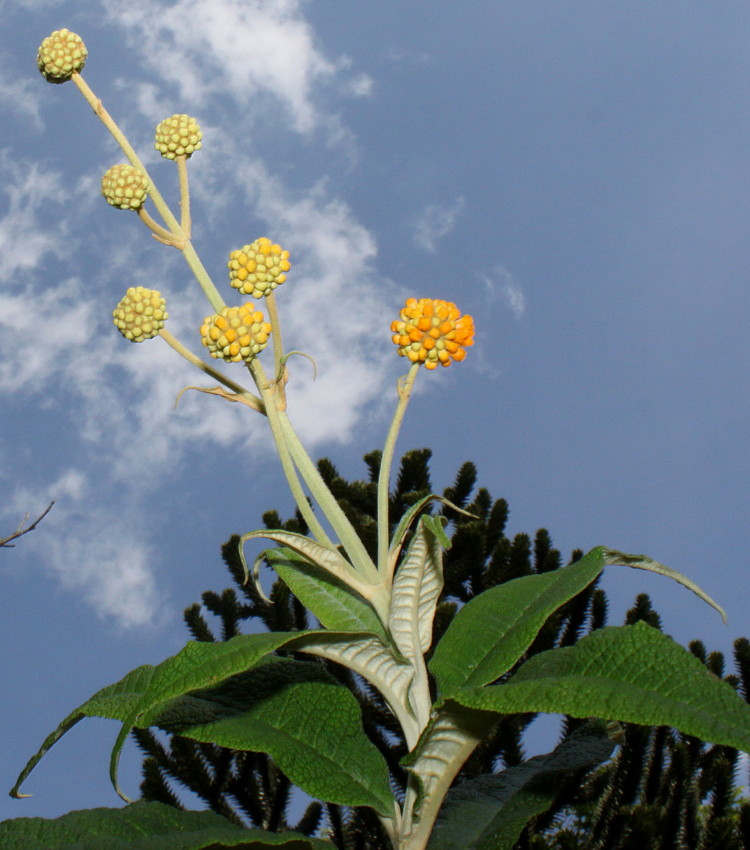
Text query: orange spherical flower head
228 237 291 298
113 287 168 342
391 298 475 370
101 165 150 210
200 303 272 363
154 114 203 160
37 29 87 83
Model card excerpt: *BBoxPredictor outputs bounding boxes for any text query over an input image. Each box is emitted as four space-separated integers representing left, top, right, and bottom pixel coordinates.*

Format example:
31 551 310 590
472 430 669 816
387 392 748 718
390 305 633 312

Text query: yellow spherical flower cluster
37 29 87 84
228 237 291 298
113 287 168 342
101 164 150 210
391 298 475 370
200 303 272 363
154 114 203 160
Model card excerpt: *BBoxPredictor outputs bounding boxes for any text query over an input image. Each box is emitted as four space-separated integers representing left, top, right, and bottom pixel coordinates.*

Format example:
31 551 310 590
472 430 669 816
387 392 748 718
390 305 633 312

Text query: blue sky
2 0 750 824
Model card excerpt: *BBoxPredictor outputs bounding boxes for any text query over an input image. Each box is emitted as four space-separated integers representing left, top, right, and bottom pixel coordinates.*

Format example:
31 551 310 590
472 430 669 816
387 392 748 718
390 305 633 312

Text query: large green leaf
10 629 378 802
429 548 604 693
427 720 619 850
447 622 750 752
148 657 394 815
389 517 445 661
0 801 333 849
266 548 387 640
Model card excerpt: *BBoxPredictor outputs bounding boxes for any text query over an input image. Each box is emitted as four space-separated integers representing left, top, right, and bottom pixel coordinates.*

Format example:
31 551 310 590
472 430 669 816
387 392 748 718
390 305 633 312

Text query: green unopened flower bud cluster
113 287 168 342
155 114 202 160
228 237 291 298
101 165 149 210
200 304 272 363
37 29 87 83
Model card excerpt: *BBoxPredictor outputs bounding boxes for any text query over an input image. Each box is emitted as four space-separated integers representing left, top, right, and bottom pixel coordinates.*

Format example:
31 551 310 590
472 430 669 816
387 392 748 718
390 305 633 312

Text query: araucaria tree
135 448 750 850
2 28 750 850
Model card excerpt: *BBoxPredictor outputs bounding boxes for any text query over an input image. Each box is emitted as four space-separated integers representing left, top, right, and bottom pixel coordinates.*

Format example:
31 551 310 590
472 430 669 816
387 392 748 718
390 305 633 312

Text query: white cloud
103 0 364 136
2 471 167 631
411 196 466 253
0 153 67 281
481 265 527 319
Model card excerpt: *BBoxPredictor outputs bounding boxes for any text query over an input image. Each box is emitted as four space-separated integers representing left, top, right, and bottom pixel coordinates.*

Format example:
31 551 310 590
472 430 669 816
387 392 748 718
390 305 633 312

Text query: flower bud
154 114 203 160
101 164 150 210
228 237 290 298
391 298 475 370
113 287 168 342
200 303 272 363
37 29 87 84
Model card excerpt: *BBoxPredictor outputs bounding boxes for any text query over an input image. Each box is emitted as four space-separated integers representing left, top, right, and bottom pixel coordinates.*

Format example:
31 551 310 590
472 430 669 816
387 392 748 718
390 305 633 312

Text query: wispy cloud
2 470 168 631
103 0 368 136
411 196 466 253
0 2 396 629
481 265 527 319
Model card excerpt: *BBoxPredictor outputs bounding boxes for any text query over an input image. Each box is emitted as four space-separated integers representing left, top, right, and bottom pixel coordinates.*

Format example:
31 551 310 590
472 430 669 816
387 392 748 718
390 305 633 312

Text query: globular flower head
113 287 168 342
37 29 87 83
200 303 272 363
101 164 150 210
154 114 203 160
228 237 291 298
391 298 475 370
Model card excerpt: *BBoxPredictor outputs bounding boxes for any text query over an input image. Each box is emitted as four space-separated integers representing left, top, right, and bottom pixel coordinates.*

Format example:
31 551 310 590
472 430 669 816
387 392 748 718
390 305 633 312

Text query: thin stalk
158 329 265 414
249 358 334 548
71 72 225 313
176 154 191 238
265 292 287 408
378 363 420 578
276 408 381 585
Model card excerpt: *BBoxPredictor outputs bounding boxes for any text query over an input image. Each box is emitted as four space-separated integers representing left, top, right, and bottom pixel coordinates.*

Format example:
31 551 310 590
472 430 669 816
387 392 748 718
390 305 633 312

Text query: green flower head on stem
101 164 150 210
200 303 272 363
391 297 475 369
37 29 87 84
113 287 168 342
154 114 203 160
228 237 291 298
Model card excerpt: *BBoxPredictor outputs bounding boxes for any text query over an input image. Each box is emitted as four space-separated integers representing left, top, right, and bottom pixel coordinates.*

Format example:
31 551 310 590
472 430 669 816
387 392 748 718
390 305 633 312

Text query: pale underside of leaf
294 633 415 725
240 529 376 600
389 519 444 661
602 547 727 623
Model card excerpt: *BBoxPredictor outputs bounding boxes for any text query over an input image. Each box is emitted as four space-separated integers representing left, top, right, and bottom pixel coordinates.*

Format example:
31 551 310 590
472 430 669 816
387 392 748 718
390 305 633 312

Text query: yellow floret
200 303 272 363
228 237 291 298
391 298 475 370
113 287 168 342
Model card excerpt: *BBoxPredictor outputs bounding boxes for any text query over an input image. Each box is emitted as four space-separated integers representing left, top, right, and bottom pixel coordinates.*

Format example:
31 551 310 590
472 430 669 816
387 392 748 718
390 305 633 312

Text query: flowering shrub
3 28 750 850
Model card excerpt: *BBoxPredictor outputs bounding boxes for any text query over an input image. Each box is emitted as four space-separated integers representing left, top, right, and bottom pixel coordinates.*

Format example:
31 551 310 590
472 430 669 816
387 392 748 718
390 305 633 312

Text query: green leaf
239 529 377 601
149 658 394 816
266 548 387 640
446 622 750 752
389 517 445 661
0 801 333 849
601 547 727 623
10 629 375 802
429 548 604 693
387 493 470 573
427 721 619 850
295 632 416 737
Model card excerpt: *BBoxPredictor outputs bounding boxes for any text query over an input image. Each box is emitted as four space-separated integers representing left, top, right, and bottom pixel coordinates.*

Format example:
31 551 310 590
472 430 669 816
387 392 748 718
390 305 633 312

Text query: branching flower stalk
38 28 747 850
34 27 481 847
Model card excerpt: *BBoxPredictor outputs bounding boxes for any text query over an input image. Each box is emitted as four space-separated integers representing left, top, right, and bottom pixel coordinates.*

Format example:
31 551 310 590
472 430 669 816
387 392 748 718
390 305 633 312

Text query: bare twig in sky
0 502 54 548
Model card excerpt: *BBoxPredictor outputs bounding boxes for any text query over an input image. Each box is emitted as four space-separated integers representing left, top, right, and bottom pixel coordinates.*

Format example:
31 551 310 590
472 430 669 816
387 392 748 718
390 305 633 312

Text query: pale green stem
158 329 265 413
276 408 381 585
248 358 335 548
71 72 225 313
378 363 420 579
176 155 191 238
